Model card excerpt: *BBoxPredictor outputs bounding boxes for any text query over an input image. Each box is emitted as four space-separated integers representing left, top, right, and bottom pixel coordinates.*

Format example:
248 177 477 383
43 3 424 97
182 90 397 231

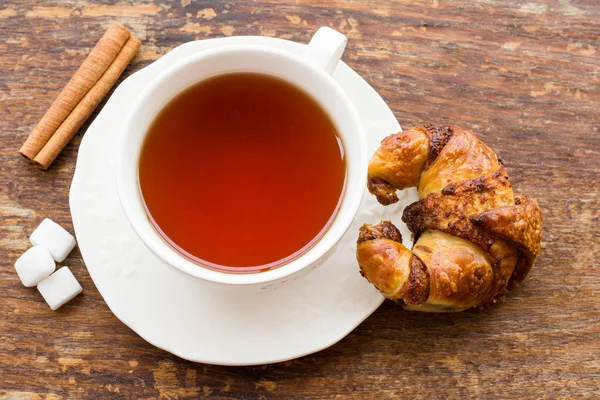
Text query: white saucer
70 36 418 366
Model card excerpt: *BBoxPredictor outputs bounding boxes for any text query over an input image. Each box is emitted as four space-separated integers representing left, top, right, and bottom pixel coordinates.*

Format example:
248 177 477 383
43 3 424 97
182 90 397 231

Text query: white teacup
117 27 367 286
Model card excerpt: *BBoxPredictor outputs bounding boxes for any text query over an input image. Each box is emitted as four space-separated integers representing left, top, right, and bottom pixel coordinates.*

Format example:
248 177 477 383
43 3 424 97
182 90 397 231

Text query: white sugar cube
30 218 76 262
37 267 83 310
14 245 56 287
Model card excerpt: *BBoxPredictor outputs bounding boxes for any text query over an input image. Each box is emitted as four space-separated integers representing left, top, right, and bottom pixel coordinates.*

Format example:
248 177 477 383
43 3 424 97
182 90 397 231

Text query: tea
138 73 346 272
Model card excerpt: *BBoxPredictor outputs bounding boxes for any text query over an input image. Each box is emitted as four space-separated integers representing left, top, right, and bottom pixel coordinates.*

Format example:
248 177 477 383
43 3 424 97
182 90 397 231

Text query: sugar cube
30 218 76 262
37 267 83 310
14 245 56 287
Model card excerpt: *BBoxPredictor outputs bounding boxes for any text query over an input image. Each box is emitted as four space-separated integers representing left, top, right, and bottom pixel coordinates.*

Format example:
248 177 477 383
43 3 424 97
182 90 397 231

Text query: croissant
356 125 543 312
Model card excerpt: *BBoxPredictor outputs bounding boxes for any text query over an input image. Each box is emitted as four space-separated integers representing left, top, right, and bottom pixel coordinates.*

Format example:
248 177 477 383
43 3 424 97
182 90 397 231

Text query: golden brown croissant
357 125 543 312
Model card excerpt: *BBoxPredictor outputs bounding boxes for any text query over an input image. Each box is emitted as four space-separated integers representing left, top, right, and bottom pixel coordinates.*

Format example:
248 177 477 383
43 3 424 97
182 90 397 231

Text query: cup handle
303 27 347 76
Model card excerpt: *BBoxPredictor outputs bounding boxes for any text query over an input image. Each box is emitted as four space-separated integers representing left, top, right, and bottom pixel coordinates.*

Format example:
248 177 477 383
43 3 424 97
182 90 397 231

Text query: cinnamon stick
19 23 131 162
33 36 142 169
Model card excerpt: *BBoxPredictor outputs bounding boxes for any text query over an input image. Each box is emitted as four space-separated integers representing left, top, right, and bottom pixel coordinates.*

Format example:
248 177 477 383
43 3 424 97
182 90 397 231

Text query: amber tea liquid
138 73 346 272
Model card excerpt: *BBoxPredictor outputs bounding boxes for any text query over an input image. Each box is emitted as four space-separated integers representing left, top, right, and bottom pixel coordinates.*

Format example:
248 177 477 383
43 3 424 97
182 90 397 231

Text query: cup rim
117 44 367 286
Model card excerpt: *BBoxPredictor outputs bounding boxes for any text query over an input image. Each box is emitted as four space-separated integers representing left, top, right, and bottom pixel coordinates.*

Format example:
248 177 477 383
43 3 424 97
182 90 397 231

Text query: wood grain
1 0 599 398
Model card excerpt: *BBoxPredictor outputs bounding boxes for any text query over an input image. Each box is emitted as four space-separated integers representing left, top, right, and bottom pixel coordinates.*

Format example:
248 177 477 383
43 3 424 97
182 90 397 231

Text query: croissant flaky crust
357 125 543 312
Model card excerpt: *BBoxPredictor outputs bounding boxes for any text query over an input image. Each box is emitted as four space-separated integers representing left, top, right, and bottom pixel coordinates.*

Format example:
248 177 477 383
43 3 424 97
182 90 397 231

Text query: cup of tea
117 27 367 286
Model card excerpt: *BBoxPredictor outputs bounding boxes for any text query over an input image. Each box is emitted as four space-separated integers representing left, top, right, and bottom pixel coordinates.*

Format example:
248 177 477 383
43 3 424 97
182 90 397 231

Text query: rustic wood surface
1 0 599 398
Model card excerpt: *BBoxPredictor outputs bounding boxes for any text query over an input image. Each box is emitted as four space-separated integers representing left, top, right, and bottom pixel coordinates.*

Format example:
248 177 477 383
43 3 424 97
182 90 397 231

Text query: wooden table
2 0 599 398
